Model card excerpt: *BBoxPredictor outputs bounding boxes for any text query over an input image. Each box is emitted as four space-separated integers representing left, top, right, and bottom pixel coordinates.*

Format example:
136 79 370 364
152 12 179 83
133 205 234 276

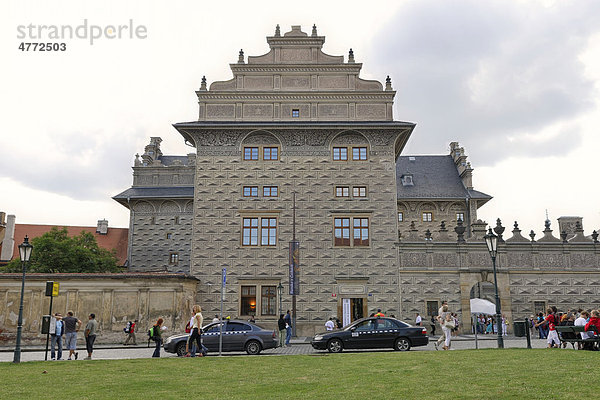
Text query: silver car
164 320 278 356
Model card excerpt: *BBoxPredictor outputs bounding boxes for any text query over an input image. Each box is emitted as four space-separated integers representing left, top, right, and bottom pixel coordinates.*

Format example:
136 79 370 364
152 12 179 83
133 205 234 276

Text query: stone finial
561 230 568 243
592 230 599 243
405 221 420 241
425 229 432 241
529 230 536 242
493 218 505 243
544 218 551 230
440 221 447 231
454 219 466 243
506 220 529 243
538 217 561 243
575 220 583 232
199 76 207 91
385 75 393 91
436 221 452 242
348 48 355 63
312 24 317 36
275 24 281 37
238 49 244 64
134 153 142 166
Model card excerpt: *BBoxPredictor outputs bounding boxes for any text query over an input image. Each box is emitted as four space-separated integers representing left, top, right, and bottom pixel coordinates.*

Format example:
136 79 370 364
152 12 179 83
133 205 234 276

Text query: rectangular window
422 212 433 222
169 252 179 265
263 186 278 197
242 218 259 246
261 218 277 246
427 301 439 316
292 109 300 118
352 147 367 161
174 216 179 224
334 218 351 247
261 286 276 316
243 186 258 197
333 147 348 161
353 186 367 197
335 186 349 197
241 286 256 315
166 233 172 239
398 212 403 222
263 147 279 161
456 213 465 222
244 147 259 160
353 218 369 246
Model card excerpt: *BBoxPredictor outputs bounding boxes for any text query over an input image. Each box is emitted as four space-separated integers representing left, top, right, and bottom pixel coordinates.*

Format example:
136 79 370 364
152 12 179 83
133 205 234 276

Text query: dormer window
401 174 414 186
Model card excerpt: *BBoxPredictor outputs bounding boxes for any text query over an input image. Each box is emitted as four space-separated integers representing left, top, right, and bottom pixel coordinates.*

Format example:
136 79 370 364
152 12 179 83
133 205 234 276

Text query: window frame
243 147 259 161
242 216 278 247
261 286 277 316
456 213 465 222
422 212 433 222
243 186 259 197
398 212 403 222
352 146 368 161
241 285 257 316
169 252 179 265
243 145 280 161
333 147 348 161
291 109 300 118
335 186 350 198
263 186 279 197
334 216 370 248
263 147 279 161
353 186 367 198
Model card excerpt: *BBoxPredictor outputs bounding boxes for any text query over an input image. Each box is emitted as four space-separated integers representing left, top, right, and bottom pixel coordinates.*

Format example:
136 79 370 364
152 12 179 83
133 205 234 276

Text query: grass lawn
0 349 595 399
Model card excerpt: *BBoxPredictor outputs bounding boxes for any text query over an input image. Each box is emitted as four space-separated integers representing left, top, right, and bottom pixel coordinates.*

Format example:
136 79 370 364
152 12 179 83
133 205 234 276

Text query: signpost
43 281 59 361
219 268 225 356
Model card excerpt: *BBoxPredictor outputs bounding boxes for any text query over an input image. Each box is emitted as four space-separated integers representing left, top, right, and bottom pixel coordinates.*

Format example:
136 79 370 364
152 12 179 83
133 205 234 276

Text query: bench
555 325 600 350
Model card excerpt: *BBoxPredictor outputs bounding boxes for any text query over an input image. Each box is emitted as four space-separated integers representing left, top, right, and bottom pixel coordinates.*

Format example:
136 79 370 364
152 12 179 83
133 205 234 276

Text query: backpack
148 326 156 341
124 321 132 334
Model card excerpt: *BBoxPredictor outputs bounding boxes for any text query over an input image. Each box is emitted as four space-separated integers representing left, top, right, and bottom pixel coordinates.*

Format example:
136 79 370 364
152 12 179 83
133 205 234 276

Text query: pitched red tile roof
8 224 129 265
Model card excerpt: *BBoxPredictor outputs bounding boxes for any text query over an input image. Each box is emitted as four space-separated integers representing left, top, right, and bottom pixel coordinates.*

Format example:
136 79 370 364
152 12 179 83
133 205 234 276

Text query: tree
2 227 122 273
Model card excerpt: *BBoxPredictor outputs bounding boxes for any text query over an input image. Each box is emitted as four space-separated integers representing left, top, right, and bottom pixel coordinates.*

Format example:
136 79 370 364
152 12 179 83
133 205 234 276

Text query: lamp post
483 227 504 349
277 282 283 317
13 236 33 363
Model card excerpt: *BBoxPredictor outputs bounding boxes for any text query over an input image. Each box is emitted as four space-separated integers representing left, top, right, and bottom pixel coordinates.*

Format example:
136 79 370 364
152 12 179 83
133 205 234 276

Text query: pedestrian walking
151 318 164 358
62 310 82 360
187 305 204 357
284 310 292 347
435 302 449 350
124 319 137 345
50 313 64 360
430 315 436 336
84 313 98 360
441 314 455 350
277 314 286 347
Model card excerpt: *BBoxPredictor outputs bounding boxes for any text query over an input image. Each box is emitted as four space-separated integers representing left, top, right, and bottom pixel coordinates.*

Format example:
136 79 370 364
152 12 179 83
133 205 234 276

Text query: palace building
114 25 600 335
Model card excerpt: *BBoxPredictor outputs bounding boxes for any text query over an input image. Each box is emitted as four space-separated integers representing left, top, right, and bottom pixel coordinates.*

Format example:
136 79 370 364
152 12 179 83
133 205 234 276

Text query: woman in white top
188 305 204 357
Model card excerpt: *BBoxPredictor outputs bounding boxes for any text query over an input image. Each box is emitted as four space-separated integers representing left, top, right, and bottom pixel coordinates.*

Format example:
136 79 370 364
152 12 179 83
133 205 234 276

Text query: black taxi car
311 316 428 352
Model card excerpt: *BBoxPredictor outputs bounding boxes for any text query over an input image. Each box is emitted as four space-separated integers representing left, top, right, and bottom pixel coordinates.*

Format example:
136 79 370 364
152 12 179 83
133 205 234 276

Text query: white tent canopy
470 298 496 315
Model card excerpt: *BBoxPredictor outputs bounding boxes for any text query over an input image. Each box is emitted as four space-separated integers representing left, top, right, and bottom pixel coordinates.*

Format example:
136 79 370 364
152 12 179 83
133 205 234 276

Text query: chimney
96 219 109 235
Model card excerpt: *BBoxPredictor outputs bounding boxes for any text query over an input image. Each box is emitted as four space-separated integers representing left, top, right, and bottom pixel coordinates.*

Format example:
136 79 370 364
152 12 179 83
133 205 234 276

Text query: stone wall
0 273 198 345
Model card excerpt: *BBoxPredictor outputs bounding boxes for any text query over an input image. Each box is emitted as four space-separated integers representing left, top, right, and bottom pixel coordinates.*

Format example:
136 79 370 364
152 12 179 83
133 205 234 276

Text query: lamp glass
18 237 33 262
484 228 498 257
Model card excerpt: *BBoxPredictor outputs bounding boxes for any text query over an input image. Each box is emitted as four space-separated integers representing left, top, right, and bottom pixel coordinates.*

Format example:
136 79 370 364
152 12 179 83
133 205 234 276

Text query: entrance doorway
342 298 365 326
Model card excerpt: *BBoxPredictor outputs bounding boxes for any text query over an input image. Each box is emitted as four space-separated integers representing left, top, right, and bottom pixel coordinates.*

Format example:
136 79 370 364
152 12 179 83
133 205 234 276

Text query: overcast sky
2 0 599 236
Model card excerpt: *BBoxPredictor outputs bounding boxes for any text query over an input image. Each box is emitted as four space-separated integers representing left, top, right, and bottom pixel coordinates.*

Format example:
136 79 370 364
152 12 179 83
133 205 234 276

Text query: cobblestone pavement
0 336 559 363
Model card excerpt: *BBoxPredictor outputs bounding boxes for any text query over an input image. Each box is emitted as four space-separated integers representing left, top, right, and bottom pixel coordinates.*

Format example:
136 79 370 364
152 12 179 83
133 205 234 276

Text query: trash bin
513 321 526 337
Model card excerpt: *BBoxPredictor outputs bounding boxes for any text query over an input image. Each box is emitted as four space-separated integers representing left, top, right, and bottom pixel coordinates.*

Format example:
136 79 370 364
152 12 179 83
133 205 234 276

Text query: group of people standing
49 311 98 360
277 310 293 347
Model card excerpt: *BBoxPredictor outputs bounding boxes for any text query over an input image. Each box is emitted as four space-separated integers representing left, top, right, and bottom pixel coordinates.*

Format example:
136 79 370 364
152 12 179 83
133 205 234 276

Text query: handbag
444 319 456 329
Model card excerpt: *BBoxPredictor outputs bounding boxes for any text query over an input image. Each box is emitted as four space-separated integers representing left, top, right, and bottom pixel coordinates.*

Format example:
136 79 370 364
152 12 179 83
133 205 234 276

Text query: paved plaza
0 335 561 363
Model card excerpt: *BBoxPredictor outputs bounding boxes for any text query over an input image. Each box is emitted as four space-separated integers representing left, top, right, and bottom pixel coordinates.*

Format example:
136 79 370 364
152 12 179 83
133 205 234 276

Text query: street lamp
13 236 33 363
277 282 283 316
483 227 504 349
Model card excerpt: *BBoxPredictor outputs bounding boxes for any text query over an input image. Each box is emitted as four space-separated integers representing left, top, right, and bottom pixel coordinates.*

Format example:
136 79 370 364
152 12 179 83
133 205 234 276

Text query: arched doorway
470 281 496 334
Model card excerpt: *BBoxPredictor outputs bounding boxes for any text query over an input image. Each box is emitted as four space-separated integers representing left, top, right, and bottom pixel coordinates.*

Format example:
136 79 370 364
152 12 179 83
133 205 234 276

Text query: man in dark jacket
277 314 286 347
284 310 292 347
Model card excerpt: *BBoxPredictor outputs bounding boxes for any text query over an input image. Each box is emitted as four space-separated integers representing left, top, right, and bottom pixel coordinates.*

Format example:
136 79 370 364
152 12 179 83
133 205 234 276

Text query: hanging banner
289 240 300 295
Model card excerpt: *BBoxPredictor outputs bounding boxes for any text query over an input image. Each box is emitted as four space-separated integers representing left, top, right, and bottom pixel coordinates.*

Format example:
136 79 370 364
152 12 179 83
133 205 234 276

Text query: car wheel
327 338 343 353
394 337 411 351
245 340 262 355
176 341 187 357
